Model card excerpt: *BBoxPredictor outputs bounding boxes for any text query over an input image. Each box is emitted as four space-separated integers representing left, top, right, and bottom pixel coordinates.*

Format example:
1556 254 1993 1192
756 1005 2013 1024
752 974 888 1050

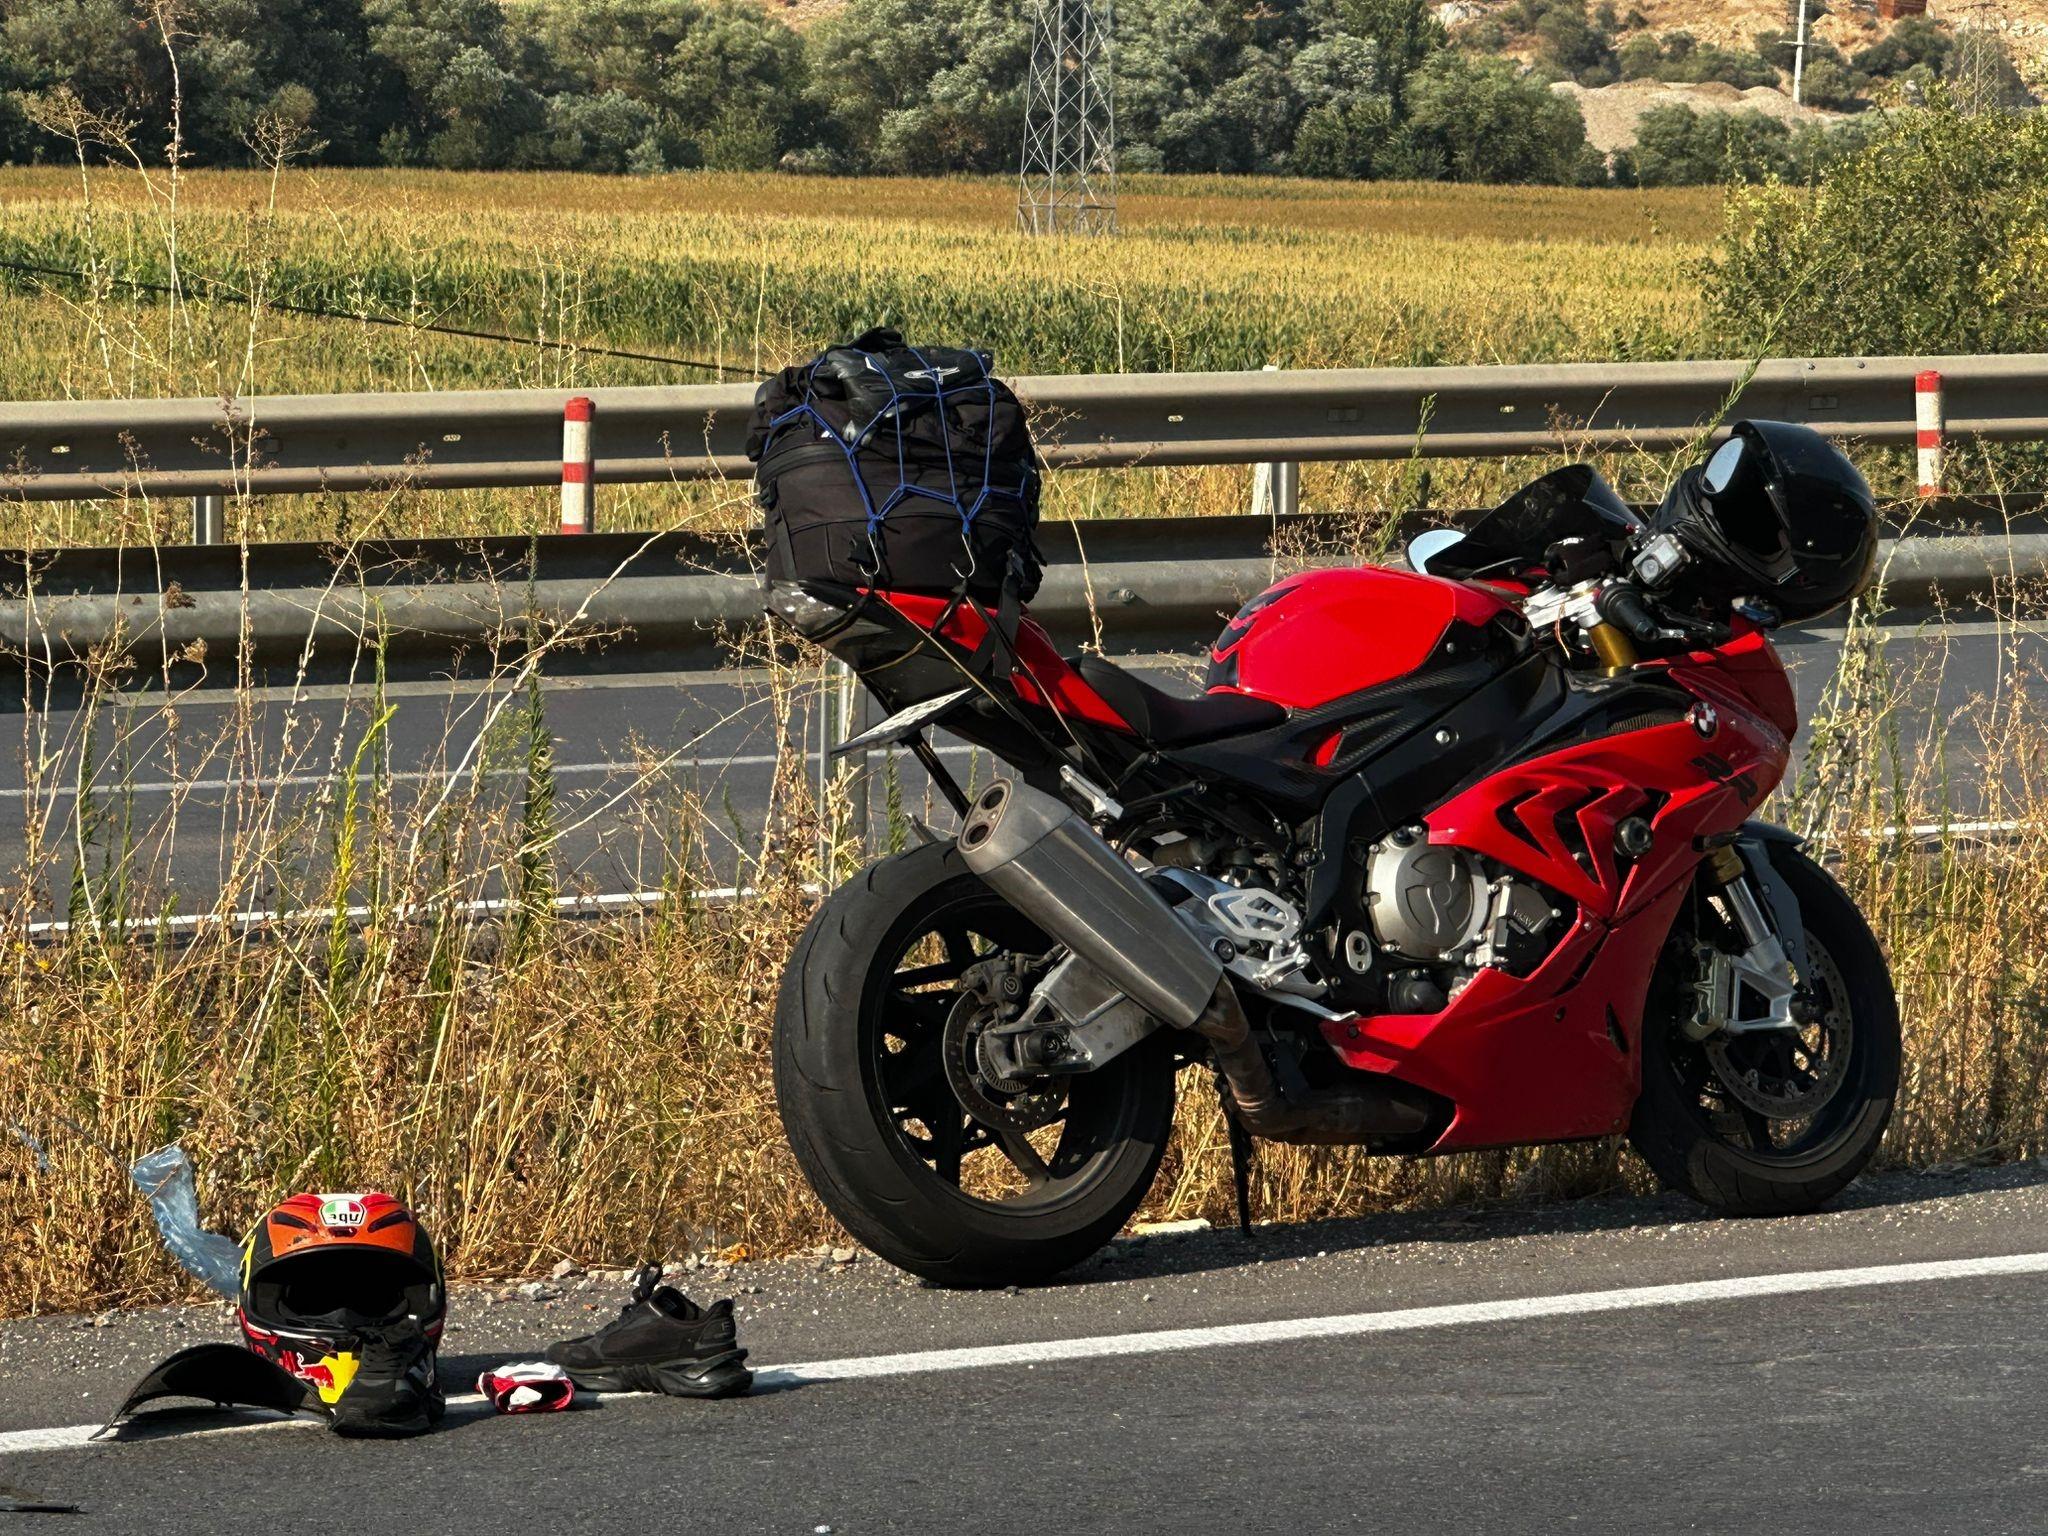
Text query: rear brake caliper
944 959 1066 1133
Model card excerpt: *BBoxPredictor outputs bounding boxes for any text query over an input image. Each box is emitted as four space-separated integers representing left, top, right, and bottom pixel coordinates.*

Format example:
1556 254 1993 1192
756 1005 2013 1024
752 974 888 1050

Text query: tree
1106 0 1329 174
364 0 545 167
1944 28 2033 116
3 0 401 163
804 0 1028 174
1400 51 1589 183
1330 0 1442 112
665 1 807 167
1514 0 1618 85
517 0 805 169
1289 93 1394 177
1620 105 1794 186
1287 33 1392 177
1851 17 1949 81
1794 41 1867 110
1706 97 2048 357
1619 28 1777 90
2 0 167 147
539 89 655 172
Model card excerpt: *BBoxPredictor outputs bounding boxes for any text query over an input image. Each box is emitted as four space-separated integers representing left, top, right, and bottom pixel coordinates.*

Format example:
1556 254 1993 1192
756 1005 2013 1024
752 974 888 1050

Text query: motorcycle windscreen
1427 465 1641 578
103 1343 324 1432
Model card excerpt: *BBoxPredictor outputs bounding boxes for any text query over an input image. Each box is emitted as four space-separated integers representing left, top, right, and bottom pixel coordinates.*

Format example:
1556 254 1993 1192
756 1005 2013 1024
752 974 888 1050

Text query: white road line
7 1249 2047 1458
1892 819 2025 838
21 884 827 938
0 758 776 800
0 744 978 801
755 1249 2048 1388
0 1393 498 1455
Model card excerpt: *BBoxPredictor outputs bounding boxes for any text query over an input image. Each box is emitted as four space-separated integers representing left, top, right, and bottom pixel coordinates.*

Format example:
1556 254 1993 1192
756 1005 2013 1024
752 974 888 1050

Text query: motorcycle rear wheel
774 841 1179 1287
1630 845 1899 1216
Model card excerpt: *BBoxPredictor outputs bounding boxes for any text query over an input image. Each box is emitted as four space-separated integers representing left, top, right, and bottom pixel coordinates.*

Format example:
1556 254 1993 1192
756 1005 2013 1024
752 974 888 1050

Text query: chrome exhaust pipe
958 779 1432 1145
957 778 1221 1028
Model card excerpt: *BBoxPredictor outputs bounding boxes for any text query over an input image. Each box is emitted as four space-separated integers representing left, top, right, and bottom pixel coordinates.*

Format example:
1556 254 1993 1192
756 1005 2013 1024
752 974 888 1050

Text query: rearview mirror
1405 528 1466 575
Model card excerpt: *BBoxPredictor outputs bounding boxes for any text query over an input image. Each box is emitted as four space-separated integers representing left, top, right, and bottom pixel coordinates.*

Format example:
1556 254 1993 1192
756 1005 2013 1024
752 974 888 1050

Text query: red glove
477 1362 575 1413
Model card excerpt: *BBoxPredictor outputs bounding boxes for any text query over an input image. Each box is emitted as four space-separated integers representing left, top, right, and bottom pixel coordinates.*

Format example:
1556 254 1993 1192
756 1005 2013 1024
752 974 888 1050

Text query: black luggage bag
747 328 1043 603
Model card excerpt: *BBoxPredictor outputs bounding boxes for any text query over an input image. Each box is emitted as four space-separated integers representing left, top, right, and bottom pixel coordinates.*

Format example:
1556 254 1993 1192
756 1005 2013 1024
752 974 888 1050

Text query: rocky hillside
1439 0 2048 79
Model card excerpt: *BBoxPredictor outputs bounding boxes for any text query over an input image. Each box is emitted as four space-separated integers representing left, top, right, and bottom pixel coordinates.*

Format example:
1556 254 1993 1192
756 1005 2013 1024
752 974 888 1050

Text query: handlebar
1594 583 1732 649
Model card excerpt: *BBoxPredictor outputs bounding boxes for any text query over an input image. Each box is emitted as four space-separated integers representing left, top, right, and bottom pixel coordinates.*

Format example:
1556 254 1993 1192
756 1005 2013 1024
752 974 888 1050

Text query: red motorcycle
772 420 1899 1285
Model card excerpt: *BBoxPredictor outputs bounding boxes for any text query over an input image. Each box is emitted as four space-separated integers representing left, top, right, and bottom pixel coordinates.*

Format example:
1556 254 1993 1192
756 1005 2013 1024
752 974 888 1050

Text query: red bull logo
278 1346 360 1404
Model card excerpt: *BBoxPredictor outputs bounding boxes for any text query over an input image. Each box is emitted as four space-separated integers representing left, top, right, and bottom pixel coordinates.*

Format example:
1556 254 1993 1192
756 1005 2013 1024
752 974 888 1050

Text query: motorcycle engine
1143 827 1571 1019
1361 826 1570 1008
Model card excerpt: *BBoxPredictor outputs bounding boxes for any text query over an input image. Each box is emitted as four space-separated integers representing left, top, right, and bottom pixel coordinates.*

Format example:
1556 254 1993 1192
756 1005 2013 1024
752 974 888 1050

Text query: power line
0 257 759 377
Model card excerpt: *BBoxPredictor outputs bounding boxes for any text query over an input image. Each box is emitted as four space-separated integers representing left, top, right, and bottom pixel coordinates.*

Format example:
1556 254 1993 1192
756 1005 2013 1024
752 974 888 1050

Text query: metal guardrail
4 506 2041 687
2 353 2046 503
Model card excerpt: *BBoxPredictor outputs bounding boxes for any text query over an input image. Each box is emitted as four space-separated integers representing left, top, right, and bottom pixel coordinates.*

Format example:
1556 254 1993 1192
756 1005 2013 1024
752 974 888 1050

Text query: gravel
1552 79 1844 154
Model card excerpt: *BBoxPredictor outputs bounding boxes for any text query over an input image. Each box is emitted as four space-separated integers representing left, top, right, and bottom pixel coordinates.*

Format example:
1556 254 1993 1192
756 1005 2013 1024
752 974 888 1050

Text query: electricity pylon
1017 0 1117 235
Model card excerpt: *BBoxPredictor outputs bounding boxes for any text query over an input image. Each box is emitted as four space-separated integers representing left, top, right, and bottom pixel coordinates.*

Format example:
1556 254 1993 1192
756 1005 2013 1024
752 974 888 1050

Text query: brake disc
1704 934 1854 1120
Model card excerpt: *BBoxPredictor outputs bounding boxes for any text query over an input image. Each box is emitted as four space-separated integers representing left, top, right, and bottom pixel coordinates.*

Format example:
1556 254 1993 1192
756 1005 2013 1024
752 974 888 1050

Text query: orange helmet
237 1192 445 1416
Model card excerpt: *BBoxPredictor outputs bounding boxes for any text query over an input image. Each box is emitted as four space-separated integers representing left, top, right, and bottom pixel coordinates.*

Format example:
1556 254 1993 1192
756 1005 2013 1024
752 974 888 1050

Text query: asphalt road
6 1164 2048 1531
3 611 2040 928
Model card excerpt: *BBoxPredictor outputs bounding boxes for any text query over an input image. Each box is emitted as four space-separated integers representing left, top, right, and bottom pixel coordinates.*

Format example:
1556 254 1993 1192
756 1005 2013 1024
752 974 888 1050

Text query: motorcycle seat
1073 655 1286 747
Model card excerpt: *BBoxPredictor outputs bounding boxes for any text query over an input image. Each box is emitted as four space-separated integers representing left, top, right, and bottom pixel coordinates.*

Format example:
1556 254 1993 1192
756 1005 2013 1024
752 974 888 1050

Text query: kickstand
1218 1073 1256 1240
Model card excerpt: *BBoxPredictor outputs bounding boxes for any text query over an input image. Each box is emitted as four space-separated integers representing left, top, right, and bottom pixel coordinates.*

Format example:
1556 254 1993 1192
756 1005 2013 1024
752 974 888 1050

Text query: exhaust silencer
957 779 1221 1029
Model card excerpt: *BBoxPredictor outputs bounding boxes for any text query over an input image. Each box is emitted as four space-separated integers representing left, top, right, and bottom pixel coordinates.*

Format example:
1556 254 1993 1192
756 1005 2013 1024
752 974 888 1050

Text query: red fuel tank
1206 566 1519 710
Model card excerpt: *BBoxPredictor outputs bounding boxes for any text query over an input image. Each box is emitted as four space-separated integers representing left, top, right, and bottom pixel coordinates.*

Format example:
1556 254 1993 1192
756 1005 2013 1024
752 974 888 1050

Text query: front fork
1584 612 1807 1042
1681 841 1808 1042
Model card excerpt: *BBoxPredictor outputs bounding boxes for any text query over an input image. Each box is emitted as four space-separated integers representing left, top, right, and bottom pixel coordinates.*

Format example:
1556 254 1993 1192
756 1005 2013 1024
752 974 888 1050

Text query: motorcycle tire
1630 844 1900 1216
773 840 1179 1287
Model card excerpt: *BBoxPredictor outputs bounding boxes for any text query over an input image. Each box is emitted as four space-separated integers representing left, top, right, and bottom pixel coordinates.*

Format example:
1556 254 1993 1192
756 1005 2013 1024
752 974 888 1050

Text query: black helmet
1654 420 1877 622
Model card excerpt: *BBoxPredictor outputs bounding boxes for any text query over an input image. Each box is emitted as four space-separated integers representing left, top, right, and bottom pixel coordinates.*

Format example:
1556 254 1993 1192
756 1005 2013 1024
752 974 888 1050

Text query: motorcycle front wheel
773 840 1179 1287
1630 843 1900 1216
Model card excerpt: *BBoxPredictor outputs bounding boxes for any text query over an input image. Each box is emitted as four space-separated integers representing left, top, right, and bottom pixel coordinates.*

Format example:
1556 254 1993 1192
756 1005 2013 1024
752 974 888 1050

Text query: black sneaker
329 1320 446 1438
544 1265 752 1398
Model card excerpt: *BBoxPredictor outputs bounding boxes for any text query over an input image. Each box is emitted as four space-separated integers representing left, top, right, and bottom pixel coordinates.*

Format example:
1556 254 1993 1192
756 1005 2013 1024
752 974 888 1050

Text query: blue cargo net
763 341 1036 590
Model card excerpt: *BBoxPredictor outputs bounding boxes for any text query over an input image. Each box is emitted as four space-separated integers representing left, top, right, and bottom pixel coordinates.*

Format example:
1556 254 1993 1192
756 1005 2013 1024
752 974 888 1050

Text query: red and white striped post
1915 369 1944 499
561 395 595 534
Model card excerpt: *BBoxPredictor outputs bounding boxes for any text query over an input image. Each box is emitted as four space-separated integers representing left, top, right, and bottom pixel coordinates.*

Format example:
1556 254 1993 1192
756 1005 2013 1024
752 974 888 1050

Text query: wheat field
0 169 1721 546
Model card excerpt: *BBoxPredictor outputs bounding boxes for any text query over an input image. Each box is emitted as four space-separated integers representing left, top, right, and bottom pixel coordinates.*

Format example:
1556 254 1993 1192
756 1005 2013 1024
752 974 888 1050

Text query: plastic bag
130 1143 242 1298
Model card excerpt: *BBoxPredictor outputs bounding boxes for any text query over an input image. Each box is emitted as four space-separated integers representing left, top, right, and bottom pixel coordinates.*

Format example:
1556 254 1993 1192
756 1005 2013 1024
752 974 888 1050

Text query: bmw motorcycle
771 420 1900 1286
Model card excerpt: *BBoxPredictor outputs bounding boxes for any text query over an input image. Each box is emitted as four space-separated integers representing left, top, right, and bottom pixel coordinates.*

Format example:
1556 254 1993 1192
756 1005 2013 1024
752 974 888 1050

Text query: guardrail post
816 657 867 869
1247 363 1300 521
1273 460 1299 518
562 396 594 534
1251 460 1300 519
1916 370 1945 498
839 660 869 847
191 494 223 545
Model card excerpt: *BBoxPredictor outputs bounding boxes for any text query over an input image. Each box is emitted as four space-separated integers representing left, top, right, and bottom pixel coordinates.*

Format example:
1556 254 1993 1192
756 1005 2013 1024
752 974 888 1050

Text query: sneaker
544 1265 752 1398
328 1320 446 1438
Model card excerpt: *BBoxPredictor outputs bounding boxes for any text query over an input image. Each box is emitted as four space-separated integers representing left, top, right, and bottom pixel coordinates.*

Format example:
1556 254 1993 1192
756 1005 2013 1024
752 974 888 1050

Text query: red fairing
1323 880 1691 1147
1210 568 1517 710
869 591 1133 731
1645 625 1798 740
1324 631 1794 1151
